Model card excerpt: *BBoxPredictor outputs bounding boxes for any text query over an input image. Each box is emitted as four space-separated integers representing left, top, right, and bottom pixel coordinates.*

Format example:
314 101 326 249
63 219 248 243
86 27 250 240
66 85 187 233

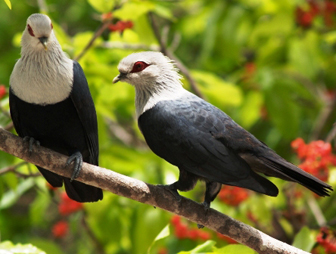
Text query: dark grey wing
216 108 332 196
70 61 99 166
9 88 25 137
138 96 278 196
9 88 63 187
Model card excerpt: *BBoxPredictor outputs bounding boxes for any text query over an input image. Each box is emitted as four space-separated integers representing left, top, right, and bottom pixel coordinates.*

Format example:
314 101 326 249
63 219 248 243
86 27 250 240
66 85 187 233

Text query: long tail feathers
259 157 333 197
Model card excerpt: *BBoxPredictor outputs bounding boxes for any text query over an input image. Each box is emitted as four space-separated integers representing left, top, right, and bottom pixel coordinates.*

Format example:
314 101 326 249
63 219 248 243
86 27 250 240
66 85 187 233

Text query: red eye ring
27 24 35 37
130 61 149 73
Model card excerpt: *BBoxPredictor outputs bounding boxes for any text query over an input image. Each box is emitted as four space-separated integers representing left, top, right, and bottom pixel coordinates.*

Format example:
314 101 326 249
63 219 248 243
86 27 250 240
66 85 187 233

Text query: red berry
171 215 181 226
174 223 189 239
52 220 68 238
218 186 249 206
58 192 83 216
0 85 6 99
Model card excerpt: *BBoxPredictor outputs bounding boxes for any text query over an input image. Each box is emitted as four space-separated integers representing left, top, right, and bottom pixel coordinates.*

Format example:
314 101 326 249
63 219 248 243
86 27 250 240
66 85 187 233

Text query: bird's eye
131 61 149 73
27 24 35 37
51 23 53 29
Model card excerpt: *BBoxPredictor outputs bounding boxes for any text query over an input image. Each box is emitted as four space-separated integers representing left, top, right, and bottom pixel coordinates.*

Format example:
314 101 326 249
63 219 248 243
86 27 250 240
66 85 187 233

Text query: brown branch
74 20 112 62
0 127 309 254
148 12 204 99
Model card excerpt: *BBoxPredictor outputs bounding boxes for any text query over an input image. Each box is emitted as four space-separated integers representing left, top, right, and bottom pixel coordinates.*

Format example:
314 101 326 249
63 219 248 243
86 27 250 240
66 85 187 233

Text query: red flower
218 186 249 206
52 220 68 238
58 192 83 216
316 227 336 254
291 138 335 182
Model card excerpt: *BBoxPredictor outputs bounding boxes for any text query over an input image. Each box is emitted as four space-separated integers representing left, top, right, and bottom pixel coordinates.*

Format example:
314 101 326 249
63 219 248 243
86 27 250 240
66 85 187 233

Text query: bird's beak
38 36 48 50
113 72 127 84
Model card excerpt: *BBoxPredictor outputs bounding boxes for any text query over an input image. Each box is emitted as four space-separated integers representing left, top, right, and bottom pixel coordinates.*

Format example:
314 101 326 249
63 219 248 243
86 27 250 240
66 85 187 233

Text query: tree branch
148 13 204 99
0 127 309 254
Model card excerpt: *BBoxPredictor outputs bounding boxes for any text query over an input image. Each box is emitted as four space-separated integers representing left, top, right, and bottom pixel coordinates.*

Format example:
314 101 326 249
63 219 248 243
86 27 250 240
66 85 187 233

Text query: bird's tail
38 166 103 202
63 178 103 202
259 156 333 196
226 170 279 197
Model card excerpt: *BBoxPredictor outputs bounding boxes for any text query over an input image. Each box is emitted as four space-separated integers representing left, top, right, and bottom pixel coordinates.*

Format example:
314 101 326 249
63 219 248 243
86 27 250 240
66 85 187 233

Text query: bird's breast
10 57 73 105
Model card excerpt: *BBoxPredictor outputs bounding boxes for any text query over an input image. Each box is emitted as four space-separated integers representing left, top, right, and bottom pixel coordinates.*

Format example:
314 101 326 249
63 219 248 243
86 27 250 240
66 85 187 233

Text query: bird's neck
135 80 187 118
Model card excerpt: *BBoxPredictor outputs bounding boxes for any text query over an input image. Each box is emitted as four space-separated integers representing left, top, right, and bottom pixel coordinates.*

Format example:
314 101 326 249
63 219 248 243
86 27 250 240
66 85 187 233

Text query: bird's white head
113 51 188 117
21 13 57 52
113 51 182 90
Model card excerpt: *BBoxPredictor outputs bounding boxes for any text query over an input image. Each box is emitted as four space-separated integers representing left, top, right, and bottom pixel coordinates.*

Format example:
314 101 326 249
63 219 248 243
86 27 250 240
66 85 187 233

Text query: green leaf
191 70 243 109
0 241 46 254
292 226 316 252
178 240 216 253
87 0 115 13
3 0 11 9
147 224 170 254
113 2 155 20
214 244 257 254
0 178 35 209
238 91 263 128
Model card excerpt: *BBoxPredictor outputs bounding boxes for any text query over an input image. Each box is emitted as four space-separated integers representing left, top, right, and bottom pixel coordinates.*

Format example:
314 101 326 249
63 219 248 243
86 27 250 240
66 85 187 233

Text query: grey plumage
114 51 332 208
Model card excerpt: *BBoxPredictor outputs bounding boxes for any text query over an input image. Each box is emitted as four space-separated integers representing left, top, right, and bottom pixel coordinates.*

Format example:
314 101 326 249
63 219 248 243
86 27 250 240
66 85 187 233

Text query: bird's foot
202 201 211 211
66 151 83 182
23 136 40 153
158 184 182 202
197 201 211 229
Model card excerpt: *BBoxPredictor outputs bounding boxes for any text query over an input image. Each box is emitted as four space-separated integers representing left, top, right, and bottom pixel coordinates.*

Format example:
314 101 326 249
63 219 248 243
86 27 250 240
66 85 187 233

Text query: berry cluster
49 187 84 238
296 0 336 28
171 215 237 244
312 227 336 254
291 138 336 182
102 12 134 34
108 21 133 33
171 215 210 241
218 186 250 206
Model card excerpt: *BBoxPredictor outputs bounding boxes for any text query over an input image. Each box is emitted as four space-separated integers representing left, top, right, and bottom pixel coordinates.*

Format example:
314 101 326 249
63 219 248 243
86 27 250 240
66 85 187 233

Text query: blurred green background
0 0 335 253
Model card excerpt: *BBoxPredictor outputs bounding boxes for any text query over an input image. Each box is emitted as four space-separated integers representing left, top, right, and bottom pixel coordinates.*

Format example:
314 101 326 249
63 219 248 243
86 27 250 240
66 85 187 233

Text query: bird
113 51 332 208
9 13 103 202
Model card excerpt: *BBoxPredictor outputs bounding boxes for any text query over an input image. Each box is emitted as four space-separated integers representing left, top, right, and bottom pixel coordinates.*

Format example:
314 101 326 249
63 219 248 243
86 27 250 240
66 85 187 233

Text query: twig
81 216 106 254
307 196 327 227
0 161 27 175
0 127 310 254
311 96 336 141
148 12 204 99
74 20 112 62
325 122 336 144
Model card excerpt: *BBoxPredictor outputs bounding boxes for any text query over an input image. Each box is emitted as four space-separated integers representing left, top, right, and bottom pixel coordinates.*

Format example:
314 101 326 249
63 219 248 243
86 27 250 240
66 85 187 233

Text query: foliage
0 0 335 253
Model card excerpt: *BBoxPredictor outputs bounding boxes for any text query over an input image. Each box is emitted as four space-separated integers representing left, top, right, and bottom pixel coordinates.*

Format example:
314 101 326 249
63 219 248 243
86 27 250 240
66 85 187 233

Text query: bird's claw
158 184 182 202
66 151 83 182
197 201 210 229
23 136 40 153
